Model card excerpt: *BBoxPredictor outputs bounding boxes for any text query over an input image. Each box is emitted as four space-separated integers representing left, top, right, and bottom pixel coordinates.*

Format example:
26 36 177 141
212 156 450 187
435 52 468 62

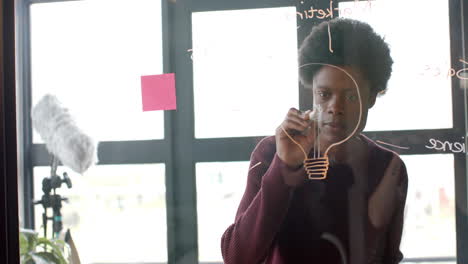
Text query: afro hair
298 18 393 95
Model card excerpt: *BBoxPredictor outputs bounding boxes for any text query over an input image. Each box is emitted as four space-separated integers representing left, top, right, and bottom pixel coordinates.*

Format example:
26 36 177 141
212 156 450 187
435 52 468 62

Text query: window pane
192 7 299 138
339 0 453 131
400 154 456 259
196 161 250 262
195 156 457 261
33 164 167 263
30 0 164 142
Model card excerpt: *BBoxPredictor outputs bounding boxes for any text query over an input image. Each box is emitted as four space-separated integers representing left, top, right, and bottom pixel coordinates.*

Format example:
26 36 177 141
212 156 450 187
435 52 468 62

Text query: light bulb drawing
281 63 363 180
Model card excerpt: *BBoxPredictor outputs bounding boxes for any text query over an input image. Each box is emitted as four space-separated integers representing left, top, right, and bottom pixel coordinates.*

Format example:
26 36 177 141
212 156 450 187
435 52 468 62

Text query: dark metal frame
12 1 468 264
1 0 20 263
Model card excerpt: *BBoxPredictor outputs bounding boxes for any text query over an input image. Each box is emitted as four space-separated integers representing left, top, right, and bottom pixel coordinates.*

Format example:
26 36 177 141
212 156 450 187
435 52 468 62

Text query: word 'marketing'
296 0 373 20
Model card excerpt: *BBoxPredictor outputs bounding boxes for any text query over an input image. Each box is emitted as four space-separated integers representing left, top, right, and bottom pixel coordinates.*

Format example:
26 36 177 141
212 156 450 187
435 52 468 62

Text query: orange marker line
376 140 410 150
249 162 262 171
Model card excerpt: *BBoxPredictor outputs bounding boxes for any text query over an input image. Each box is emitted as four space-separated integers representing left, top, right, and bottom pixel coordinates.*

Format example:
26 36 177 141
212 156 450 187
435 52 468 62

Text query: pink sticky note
141 73 177 111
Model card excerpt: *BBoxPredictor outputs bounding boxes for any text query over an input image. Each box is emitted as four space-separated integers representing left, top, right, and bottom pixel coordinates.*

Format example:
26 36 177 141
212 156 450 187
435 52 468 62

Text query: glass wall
17 0 466 263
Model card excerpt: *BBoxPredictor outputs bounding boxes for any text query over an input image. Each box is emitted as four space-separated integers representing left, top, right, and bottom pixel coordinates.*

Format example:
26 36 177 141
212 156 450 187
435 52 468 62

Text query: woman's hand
275 108 316 168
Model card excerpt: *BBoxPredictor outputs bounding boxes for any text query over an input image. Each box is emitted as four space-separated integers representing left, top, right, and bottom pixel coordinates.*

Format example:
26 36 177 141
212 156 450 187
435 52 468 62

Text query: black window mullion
193 137 264 162
169 0 199 263
462 1 468 263
18 0 35 230
162 0 177 262
161 1 176 263
1 0 20 262
449 0 468 263
192 130 468 162
30 141 170 166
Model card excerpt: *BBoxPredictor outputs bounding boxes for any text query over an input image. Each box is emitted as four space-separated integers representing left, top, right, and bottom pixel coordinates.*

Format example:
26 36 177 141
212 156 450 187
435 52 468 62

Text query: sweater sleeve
383 161 408 264
220 137 305 264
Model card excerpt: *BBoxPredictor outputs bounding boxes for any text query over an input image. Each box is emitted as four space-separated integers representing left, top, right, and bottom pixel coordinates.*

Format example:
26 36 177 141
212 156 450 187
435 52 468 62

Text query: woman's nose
327 96 345 116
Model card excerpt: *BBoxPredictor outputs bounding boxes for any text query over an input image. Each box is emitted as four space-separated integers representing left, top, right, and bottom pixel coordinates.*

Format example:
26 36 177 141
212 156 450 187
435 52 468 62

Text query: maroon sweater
221 135 408 264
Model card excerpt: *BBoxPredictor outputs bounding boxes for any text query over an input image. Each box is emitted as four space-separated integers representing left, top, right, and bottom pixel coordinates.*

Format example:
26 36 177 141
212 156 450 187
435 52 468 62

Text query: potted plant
19 228 69 264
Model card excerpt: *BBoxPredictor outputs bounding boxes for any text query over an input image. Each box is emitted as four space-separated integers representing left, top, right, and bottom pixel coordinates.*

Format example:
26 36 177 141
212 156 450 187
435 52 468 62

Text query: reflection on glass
339 0 453 131
400 154 456 259
33 164 167 263
192 7 299 138
196 161 250 262
30 0 164 142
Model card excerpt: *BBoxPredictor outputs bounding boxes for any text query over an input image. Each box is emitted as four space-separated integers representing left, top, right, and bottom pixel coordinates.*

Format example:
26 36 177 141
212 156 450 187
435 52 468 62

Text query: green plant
19 229 69 264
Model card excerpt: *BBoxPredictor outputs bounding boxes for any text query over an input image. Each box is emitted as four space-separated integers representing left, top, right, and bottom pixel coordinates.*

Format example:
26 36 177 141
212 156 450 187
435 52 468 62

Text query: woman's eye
347 94 358 101
317 91 330 97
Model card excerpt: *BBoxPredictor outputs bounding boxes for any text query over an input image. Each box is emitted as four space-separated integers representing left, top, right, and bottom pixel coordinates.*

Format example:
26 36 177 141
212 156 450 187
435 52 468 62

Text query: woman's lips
323 122 346 133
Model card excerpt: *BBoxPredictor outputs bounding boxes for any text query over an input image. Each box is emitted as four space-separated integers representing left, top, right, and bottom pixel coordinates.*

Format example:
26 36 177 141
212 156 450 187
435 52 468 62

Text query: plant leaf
20 228 39 251
31 253 51 264
28 233 38 253
20 253 34 264
36 238 67 264
19 232 29 256
36 252 62 263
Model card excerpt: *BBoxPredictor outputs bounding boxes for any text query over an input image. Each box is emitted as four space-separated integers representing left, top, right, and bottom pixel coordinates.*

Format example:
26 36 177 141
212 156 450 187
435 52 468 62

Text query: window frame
1 0 20 263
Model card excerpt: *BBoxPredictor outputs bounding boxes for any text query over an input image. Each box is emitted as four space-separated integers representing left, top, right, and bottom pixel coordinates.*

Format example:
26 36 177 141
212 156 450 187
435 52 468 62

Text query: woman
221 18 408 264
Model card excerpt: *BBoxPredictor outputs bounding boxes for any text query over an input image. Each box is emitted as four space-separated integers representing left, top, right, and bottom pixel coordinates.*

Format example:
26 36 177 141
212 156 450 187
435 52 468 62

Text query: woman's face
306 65 376 145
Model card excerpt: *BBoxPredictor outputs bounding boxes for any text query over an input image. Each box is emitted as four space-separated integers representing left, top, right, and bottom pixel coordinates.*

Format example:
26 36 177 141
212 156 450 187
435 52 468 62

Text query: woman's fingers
279 107 318 143
280 120 308 138
287 108 308 122
307 109 319 121
286 115 309 129
282 108 311 131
